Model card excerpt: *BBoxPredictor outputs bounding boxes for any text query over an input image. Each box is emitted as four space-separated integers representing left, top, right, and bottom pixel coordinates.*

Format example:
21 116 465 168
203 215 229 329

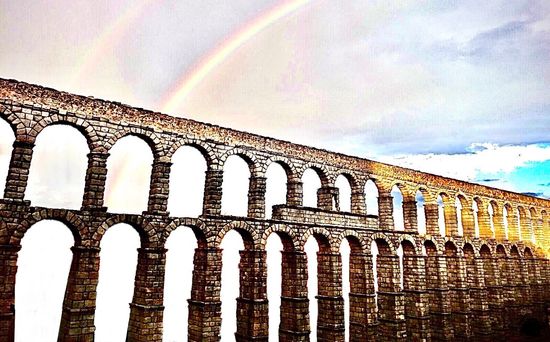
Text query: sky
0 1 549 341
1 0 549 197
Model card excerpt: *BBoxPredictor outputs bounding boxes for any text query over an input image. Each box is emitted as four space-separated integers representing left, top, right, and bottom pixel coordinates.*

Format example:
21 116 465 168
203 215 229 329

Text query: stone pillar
145 161 172 214
202 170 223 216
0 244 20 342
497 255 516 334
350 189 366 215
446 254 472 340
316 252 345 342
247 176 266 219
3 141 34 201
424 203 440 236
127 247 167 342
279 251 310 342
528 258 545 322
507 254 525 329
188 247 222 341
402 200 418 233
286 181 303 207
58 246 101 341
443 199 459 237
520 214 534 242
533 218 544 245
481 255 505 338
493 213 506 241
401 254 430 341
465 255 492 340
81 152 109 210
378 194 394 231
376 254 406 341
235 249 269 341
317 186 338 211
477 206 493 239
460 207 476 238
348 252 377 341
507 212 520 242
424 252 454 340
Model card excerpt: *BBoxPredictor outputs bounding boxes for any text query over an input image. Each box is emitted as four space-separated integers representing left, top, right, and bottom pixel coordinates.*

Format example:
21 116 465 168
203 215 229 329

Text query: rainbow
160 0 312 114
70 0 156 87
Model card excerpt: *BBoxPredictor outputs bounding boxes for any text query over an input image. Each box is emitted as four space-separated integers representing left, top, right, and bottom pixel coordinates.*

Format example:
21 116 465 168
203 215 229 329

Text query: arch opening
302 168 322 208
26 125 89 209
168 146 207 217
14 220 74 342
221 155 251 216
104 136 154 214
94 223 140 342
416 190 426 235
335 174 352 212
163 226 199 342
365 180 379 216
391 185 404 231
265 162 287 219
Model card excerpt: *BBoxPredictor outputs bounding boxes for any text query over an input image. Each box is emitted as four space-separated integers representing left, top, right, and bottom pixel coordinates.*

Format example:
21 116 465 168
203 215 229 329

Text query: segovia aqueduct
0 78 549 341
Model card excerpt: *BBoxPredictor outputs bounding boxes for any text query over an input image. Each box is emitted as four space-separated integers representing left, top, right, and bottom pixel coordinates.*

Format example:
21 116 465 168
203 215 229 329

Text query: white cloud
378 143 550 185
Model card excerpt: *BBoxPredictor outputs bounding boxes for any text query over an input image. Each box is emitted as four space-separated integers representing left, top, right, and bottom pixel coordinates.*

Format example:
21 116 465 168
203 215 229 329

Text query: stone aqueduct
0 78 549 342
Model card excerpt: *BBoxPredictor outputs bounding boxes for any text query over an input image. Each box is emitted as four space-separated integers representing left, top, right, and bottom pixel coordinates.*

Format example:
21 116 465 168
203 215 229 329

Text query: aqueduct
0 78 549 341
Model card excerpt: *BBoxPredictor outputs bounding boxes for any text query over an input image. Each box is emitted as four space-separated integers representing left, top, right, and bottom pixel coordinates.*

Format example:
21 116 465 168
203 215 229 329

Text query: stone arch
524 246 534 258
214 221 258 250
333 171 358 189
368 232 396 255
423 238 441 255
444 239 458 255
496 244 508 257
463 242 477 257
395 234 420 254
167 138 218 169
415 186 436 203
335 229 367 254
219 147 261 176
264 156 298 181
261 224 299 251
28 116 99 151
10 209 86 245
105 128 164 159
479 244 492 257
162 218 207 248
298 163 330 187
300 226 332 252
444 236 463 251
510 244 521 258
93 215 156 247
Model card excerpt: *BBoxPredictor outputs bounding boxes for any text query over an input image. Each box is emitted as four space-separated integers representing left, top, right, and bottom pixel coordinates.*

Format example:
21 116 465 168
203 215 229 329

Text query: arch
423 239 440 256
167 144 208 217
335 174 352 212
479 244 492 257
104 135 154 214
364 179 379 216
167 138 217 168
28 116 99 151
391 185 405 231
524 246 534 258
444 240 458 255
214 221 258 250
26 124 90 209
261 224 299 251
463 242 476 257
302 167 323 208
163 218 207 248
510 245 521 257
301 227 332 252
219 147 260 176
373 236 395 256
415 189 427 235
221 154 251 216
264 156 298 181
93 215 155 246
335 229 367 254
11 209 85 245
496 244 508 257
105 128 164 159
264 161 288 218
15 220 75 341
395 234 420 254
298 163 330 186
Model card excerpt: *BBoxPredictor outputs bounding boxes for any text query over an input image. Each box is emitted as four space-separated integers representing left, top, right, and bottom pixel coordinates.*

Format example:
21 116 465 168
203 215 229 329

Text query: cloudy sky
1 0 549 196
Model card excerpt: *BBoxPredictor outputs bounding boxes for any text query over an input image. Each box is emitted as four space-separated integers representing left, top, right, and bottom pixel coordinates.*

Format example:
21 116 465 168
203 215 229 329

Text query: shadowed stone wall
0 79 549 341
